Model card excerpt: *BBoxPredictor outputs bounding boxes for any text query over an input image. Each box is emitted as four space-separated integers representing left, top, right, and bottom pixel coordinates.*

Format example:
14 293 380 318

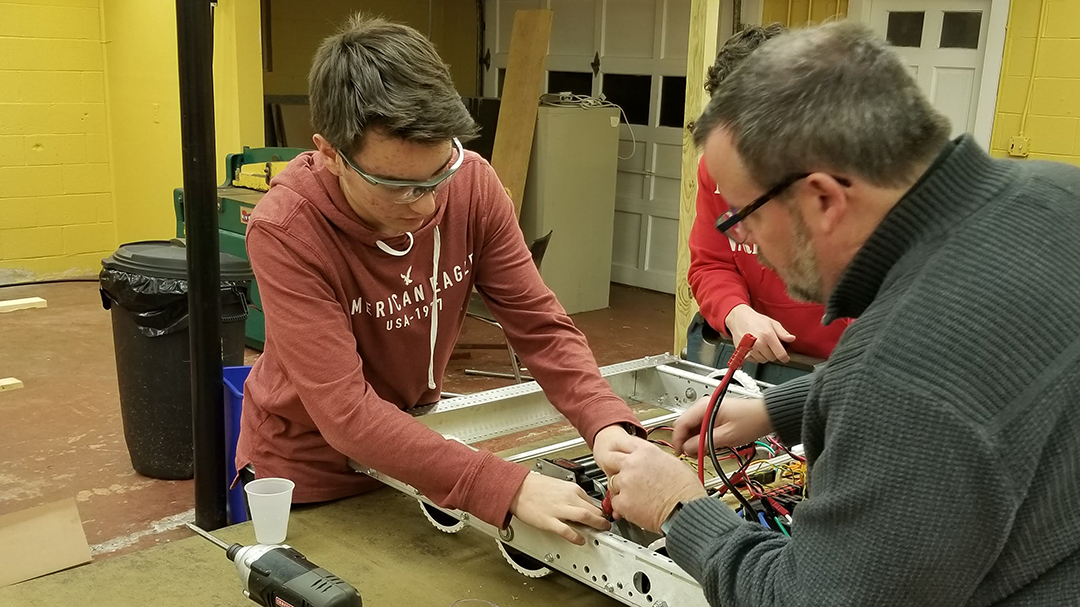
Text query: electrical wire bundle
697 334 760 518
538 92 638 160
688 335 807 536
644 336 804 534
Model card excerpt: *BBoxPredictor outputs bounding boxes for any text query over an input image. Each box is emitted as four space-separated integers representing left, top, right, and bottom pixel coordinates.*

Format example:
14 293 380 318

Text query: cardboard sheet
0 498 92 587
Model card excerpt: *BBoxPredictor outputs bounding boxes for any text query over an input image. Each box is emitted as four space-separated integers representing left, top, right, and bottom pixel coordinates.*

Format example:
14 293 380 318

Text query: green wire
775 517 790 536
755 441 777 455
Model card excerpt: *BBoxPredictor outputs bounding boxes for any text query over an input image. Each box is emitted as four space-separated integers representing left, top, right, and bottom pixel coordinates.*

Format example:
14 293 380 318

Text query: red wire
714 456 759 497
714 457 753 494
698 387 724 484
768 432 806 463
697 335 757 485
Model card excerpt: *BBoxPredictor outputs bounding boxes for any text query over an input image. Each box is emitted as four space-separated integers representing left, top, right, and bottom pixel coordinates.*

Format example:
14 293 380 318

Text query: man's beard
757 211 824 303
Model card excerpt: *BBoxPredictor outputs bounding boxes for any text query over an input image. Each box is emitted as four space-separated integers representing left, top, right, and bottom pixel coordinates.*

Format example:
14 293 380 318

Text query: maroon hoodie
236 150 642 527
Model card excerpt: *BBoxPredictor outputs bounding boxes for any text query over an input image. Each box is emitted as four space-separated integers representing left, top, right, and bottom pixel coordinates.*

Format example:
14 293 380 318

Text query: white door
869 0 991 138
485 0 733 294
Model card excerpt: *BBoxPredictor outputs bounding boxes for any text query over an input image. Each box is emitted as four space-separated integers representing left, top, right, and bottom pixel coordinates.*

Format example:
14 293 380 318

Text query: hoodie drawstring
375 232 414 257
428 227 441 390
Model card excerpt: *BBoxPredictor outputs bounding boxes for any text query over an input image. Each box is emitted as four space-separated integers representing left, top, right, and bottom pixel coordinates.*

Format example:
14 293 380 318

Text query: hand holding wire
604 436 706 532
697 334 758 485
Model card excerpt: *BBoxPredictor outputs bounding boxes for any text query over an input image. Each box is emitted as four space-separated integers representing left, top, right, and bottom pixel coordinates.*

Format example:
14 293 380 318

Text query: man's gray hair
693 21 951 188
309 14 478 155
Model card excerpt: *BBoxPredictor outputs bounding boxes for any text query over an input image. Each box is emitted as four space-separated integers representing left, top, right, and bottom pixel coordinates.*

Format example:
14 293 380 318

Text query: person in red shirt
235 14 644 545
688 24 851 364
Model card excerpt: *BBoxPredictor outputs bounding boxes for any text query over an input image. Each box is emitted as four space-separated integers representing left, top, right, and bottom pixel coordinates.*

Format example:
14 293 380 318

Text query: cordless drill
187 523 362 607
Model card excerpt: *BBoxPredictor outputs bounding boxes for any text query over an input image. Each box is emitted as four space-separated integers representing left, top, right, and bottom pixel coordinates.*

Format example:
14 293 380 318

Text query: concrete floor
0 281 674 562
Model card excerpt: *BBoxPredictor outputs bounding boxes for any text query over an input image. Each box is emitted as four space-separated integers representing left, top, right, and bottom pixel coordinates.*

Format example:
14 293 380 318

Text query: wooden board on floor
0 377 23 391
674 0 720 355
490 9 553 217
0 297 47 314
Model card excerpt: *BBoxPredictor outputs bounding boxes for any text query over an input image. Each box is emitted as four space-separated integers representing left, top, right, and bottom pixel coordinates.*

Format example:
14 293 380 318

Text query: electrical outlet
1009 136 1030 158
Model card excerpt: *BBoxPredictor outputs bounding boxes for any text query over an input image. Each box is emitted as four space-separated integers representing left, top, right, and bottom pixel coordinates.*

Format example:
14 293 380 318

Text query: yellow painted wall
762 0 848 27
0 0 116 283
0 0 264 283
262 0 479 149
438 0 481 97
264 0 478 97
103 0 264 248
214 0 267 173
100 0 181 249
990 0 1080 167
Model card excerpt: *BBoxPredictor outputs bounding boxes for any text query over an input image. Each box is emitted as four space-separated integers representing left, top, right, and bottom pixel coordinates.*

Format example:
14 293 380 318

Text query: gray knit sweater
667 135 1080 606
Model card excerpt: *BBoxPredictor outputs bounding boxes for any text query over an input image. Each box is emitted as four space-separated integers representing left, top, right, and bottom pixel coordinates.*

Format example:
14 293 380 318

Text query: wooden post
674 0 721 356
490 9 554 216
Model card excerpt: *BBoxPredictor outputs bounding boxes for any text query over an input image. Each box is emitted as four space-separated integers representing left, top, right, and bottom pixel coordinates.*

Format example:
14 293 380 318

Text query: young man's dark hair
308 14 478 156
704 23 786 96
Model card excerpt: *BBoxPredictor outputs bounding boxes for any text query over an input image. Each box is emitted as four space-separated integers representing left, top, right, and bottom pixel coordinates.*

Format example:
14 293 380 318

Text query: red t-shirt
688 157 850 360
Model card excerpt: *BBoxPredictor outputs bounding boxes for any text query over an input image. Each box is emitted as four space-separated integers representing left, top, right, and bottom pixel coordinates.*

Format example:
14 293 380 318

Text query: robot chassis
351 354 801 607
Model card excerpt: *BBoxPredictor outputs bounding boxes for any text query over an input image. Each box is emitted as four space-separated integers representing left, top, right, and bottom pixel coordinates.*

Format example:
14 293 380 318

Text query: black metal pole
176 0 227 530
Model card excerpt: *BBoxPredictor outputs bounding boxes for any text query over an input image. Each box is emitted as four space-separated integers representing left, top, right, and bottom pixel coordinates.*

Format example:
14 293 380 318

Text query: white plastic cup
244 477 295 544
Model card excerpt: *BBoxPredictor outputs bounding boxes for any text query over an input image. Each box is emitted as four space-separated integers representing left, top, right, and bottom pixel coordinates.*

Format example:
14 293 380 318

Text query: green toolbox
175 146 306 350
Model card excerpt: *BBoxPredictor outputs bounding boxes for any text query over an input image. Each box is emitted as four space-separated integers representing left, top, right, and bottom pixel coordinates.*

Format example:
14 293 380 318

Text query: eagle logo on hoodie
401 266 413 286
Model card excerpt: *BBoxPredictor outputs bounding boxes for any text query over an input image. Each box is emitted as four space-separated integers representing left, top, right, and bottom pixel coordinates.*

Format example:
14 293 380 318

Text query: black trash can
100 239 254 480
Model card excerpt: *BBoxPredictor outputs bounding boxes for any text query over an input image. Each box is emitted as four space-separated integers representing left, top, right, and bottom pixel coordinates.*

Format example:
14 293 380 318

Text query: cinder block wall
0 0 116 283
761 0 848 27
991 0 1080 166
0 0 265 285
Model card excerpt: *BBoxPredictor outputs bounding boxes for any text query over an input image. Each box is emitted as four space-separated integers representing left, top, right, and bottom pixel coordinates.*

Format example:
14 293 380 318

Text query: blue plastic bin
223 365 252 524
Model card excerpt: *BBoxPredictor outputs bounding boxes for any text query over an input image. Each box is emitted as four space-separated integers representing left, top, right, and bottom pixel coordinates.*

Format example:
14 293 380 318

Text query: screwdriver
187 523 362 607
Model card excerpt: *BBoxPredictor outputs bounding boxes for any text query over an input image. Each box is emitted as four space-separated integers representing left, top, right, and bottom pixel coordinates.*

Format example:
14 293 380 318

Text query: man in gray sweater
606 21 1080 606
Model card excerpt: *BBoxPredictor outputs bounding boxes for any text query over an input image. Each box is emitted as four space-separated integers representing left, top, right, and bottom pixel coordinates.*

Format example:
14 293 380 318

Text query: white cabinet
519 105 620 313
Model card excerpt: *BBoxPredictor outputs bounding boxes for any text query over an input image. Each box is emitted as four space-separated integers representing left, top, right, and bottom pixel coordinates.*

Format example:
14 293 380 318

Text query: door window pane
886 11 925 47
940 12 982 49
659 76 686 128
602 74 652 125
548 71 593 96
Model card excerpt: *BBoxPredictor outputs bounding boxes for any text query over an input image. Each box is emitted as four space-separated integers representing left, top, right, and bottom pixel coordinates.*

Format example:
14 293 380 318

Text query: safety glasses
340 137 465 204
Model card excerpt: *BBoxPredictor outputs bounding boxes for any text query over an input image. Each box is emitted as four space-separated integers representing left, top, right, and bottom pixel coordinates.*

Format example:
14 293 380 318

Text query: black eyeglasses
715 173 851 243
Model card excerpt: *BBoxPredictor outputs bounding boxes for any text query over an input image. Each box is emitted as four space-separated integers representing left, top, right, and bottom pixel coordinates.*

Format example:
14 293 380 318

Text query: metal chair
461 231 553 382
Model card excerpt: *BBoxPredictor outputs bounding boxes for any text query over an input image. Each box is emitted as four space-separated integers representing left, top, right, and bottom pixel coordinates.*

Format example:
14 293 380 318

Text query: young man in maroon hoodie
234 15 644 545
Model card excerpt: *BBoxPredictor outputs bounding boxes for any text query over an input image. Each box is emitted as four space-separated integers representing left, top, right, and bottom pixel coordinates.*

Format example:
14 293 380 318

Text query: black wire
776 441 806 463
727 445 747 467
706 386 757 519
0 277 99 289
